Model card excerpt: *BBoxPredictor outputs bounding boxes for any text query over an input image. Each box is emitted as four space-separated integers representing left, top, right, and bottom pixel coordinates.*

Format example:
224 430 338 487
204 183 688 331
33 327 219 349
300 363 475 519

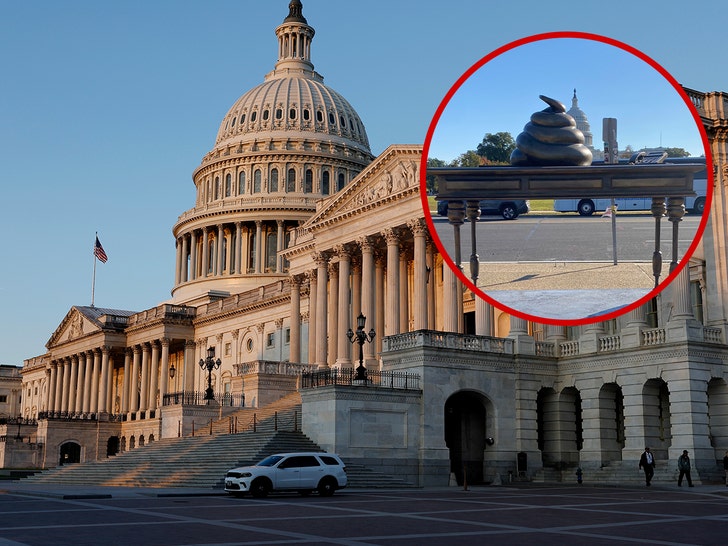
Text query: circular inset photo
422 32 712 325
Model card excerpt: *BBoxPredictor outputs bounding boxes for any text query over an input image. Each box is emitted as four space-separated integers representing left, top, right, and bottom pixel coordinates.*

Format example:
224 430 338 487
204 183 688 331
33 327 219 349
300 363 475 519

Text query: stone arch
106 435 120 457
599 382 625 463
707 377 728 457
444 390 494 485
642 378 672 460
59 441 81 465
129 435 136 449
537 386 582 468
120 436 127 452
139 434 145 447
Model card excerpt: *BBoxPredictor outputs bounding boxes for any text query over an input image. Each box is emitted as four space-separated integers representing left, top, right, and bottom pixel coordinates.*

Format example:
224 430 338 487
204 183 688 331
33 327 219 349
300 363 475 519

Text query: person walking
677 450 694 487
639 447 656 486
723 450 728 487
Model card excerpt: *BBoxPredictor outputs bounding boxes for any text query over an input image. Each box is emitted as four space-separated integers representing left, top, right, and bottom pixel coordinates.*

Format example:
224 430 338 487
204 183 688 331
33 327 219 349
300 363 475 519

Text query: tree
476 132 516 164
425 157 447 194
451 150 483 167
662 147 691 158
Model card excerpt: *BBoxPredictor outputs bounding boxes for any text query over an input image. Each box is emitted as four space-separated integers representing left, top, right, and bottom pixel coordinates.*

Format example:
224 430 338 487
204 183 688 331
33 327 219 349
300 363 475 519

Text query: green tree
452 150 482 167
662 147 691 158
476 132 516 164
425 157 447 194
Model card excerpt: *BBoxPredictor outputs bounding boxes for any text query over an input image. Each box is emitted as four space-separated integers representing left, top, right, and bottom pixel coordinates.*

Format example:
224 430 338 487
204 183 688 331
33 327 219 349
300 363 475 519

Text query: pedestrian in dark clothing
639 447 656 486
677 450 694 487
722 450 728 487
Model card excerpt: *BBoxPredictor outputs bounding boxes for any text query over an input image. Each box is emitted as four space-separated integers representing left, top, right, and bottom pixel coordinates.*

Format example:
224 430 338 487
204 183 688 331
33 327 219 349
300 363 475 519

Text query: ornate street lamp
169 363 176 378
346 313 376 381
199 347 221 403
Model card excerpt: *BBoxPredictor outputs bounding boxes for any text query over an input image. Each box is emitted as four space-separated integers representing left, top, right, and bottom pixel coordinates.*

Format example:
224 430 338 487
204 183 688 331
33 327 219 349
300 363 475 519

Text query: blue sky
1 0 726 365
428 36 705 163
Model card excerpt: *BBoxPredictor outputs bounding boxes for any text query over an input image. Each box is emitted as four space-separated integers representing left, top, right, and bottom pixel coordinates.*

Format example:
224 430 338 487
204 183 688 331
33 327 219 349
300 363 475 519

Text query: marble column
175 237 182 286
289 277 302 363
399 252 409 334
73 353 84 414
81 352 92 414
308 271 317 365
410 219 428 331
442 264 459 333
149 341 160 412
130 346 141 414
184 340 196 392
314 251 329 368
384 228 400 336
375 254 385 360
328 261 339 366
47 363 58 415
181 234 189 283
201 227 210 278
475 297 494 337
90 350 100 413
235 222 242 274
359 238 375 364
99 346 110 413
140 343 150 415
336 247 351 366
121 349 131 414
190 230 198 280
216 224 225 275
159 338 170 399
276 220 284 272
255 221 263 273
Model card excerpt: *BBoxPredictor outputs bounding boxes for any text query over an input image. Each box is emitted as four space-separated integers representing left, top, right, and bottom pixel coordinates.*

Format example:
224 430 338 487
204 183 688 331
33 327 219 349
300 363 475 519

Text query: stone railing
176 195 319 223
234 360 317 377
704 327 723 344
642 328 666 346
382 330 514 354
559 340 580 357
535 341 555 357
599 335 621 352
127 303 196 327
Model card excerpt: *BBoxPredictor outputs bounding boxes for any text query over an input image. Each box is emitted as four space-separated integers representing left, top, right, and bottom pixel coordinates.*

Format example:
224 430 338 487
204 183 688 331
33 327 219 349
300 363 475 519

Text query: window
0 395 7 403
225 342 232 356
275 108 283 120
322 171 330 195
340 115 346 128
337 173 345 191
303 109 310 121
285 328 291 344
304 169 313 193
225 174 232 197
241 113 246 124
289 108 296 120
266 232 277 271
262 109 269 121
238 171 246 194
231 116 236 127
267 332 275 348
270 168 279 192
316 110 323 123
287 168 296 192
254 169 262 193
329 112 335 125
214 177 220 199
246 338 254 352
278 455 320 469
251 111 257 122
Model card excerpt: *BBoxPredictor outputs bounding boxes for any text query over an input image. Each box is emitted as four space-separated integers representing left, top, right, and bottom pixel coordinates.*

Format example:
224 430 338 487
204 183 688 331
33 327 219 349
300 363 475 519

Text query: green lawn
425 196 554 212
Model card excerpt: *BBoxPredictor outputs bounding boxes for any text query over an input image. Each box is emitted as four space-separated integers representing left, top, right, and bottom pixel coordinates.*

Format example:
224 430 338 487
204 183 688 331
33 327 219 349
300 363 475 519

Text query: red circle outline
419 31 714 327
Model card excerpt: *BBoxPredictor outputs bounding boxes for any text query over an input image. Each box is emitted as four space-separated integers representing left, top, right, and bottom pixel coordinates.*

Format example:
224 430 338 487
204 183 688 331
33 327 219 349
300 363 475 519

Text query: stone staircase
21 388 418 490
210 391 302 435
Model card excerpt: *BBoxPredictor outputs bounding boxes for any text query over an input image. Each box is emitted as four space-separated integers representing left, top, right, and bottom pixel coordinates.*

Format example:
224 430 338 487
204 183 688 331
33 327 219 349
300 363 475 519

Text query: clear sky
428 36 705 163
1 0 726 365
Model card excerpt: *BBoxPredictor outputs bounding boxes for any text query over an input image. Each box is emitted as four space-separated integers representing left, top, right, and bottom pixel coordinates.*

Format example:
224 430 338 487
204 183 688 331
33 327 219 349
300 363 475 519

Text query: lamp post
346 313 376 381
199 347 221 404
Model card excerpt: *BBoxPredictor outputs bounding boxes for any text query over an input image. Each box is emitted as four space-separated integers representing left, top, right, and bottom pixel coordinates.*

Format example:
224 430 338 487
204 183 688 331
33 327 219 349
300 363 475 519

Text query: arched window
289 108 297 120
337 173 345 191
316 110 323 123
304 169 313 193
238 171 246 194
214 177 220 200
225 174 232 197
208 239 215 274
270 168 279 192
263 109 269 121
275 108 283 120
303 109 310 121
329 112 335 125
322 171 330 195
287 168 296 192
254 169 262 193
251 111 257 122
266 232 277 272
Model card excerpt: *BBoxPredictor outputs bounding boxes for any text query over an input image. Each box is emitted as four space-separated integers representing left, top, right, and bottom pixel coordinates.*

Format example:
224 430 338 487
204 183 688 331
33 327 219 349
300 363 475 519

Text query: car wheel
500 203 518 220
577 199 595 216
692 197 706 215
317 477 337 497
250 478 271 498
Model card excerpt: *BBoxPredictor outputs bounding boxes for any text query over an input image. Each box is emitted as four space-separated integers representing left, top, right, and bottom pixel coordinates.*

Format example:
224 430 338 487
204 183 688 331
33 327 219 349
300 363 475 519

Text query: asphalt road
429 212 702 264
2 484 728 545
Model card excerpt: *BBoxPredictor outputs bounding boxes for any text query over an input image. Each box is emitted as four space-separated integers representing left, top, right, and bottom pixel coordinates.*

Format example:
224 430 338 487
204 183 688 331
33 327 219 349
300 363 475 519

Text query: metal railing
301 368 420 390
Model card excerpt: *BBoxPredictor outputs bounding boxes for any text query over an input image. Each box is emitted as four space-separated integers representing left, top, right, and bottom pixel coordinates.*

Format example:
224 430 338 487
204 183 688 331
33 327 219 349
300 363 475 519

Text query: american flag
94 236 108 263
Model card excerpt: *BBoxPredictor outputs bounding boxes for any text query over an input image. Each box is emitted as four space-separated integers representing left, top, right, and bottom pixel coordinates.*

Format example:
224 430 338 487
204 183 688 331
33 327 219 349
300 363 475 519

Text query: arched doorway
59 441 81 465
643 378 672 460
445 391 489 486
106 436 120 457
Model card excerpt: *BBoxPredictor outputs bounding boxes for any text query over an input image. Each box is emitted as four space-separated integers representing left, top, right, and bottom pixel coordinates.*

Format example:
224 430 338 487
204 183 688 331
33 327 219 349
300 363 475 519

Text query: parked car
224 452 348 498
437 199 530 220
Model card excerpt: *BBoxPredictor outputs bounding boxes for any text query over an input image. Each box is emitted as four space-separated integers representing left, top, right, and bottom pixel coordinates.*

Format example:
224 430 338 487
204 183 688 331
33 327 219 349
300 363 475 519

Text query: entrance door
445 391 487 485
59 441 81 465
107 436 120 457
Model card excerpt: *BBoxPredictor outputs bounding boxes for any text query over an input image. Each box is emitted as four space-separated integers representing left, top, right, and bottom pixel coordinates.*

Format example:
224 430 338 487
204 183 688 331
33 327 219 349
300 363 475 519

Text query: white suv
224 452 348 498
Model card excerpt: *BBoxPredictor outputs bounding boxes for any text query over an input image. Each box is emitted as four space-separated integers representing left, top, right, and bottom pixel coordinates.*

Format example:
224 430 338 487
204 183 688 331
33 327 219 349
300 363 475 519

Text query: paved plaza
2 483 728 545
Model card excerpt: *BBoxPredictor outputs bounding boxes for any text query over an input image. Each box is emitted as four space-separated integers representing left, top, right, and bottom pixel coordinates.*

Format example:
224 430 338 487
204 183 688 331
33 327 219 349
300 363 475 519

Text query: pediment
304 144 422 230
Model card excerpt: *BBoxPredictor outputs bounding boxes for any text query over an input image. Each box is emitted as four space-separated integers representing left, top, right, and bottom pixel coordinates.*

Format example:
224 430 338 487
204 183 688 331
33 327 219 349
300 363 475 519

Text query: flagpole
91 232 97 307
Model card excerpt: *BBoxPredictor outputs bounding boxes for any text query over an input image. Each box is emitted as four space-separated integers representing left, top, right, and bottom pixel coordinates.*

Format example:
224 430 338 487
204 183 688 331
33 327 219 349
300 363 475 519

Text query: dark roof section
284 0 307 24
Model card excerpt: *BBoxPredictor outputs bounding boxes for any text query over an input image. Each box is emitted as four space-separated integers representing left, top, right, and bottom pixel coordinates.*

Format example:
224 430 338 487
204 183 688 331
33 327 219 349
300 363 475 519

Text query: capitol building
3 1 728 487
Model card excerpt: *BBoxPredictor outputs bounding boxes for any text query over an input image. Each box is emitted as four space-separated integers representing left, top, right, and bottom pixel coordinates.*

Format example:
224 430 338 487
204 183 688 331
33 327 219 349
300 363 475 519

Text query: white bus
553 157 708 216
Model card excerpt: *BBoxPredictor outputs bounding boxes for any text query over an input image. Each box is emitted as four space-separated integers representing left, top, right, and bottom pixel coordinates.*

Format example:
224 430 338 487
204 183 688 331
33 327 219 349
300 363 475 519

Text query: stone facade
5 4 728 489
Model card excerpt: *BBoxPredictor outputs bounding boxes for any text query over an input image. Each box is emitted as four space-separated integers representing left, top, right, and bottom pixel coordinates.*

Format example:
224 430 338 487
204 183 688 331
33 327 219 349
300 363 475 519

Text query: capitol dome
171 1 374 304
566 89 594 150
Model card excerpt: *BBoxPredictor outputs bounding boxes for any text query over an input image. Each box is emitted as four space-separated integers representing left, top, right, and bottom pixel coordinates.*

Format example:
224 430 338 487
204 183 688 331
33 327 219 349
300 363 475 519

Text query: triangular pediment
304 144 422 230
46 305 135 349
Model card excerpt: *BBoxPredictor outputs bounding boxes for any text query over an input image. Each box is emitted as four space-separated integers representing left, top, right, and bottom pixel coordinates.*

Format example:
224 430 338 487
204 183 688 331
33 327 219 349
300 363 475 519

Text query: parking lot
2 483 728 545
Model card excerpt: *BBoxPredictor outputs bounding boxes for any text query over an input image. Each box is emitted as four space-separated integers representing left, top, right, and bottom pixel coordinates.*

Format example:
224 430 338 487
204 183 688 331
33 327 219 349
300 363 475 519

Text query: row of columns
288 219 436 369
45 339 192 419
174 220 289 286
